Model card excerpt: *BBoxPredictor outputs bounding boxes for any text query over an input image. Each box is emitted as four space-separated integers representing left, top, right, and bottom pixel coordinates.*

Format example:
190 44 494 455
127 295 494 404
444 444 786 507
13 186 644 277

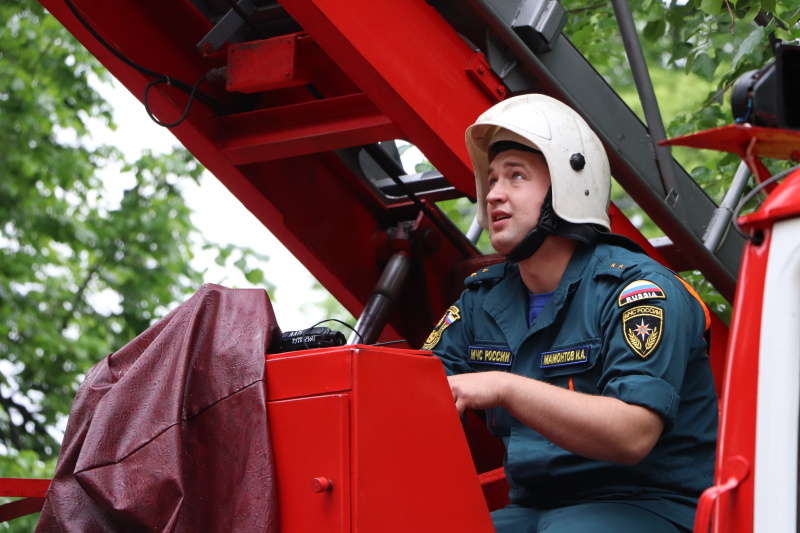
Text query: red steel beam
217 94 401 164
0 477 51 522
277 0 501 198
0 478 50 498
0 498 46 523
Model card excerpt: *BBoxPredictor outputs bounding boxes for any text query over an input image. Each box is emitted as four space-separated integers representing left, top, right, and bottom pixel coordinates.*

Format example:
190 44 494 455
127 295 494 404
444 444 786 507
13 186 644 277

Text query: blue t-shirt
528 290 555 327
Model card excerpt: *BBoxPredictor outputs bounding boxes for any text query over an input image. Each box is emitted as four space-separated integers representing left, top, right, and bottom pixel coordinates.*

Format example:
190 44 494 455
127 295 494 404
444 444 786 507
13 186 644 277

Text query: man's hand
447 372 510 414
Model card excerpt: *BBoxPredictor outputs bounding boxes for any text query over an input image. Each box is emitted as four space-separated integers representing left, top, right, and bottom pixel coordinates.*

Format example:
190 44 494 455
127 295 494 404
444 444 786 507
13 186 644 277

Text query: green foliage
560 0 800 323
0 2 271 512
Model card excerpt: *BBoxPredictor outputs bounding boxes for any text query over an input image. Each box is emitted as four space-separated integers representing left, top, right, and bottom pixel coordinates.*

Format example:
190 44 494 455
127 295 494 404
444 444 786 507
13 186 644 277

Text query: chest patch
622 305 663 358
540 346 590 368
468 346 513 365
422 305 461 350
618 279 665 307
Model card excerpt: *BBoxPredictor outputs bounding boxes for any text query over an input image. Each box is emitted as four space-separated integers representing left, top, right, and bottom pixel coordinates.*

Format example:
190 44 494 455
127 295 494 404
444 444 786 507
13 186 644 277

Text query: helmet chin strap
505 189 557 263
504 188 601 263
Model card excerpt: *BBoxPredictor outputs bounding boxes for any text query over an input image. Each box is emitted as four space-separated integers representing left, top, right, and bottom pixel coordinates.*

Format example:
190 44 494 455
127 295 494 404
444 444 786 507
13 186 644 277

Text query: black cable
62 0 228 123
371 339 409 347
304 319 409 347
305 319 364 346
144 74 209 128
732 164 800 241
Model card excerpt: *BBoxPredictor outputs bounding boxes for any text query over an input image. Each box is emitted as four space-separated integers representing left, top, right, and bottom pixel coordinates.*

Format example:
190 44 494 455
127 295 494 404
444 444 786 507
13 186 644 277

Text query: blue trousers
491 502 688 533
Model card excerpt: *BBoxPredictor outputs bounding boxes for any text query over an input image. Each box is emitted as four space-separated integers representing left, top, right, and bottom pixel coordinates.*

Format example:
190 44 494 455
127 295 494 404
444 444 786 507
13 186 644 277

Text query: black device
731 43 800 129
275 327 347 352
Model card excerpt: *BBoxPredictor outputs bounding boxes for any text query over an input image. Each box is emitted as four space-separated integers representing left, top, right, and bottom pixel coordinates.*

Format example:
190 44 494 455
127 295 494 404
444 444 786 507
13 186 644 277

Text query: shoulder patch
618 279 666 307
622 305 663 358
422 305 461 350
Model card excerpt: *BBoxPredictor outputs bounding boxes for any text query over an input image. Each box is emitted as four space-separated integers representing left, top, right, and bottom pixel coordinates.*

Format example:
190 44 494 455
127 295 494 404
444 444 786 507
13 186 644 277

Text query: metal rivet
584 190 590 196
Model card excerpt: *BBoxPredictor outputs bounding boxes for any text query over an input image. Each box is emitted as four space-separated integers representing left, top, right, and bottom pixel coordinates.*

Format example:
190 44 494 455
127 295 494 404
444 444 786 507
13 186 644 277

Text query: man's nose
486 181 507 203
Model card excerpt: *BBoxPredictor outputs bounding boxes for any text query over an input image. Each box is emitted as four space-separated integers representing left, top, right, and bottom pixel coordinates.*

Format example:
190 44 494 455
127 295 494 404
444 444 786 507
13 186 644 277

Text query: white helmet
466 94 611 232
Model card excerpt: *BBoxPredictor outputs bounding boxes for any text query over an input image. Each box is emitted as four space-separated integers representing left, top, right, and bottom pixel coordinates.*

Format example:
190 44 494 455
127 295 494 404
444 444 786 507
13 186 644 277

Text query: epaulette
592 241 640 280
465 262 508 287
594 256 638 280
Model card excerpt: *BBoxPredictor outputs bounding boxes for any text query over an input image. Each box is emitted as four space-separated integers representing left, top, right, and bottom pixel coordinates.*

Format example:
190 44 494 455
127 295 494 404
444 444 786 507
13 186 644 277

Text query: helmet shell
466 94 611 231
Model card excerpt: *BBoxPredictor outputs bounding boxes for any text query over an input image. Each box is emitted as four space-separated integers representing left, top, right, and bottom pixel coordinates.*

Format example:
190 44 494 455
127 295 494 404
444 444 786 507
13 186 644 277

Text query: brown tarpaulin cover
37 284 281 532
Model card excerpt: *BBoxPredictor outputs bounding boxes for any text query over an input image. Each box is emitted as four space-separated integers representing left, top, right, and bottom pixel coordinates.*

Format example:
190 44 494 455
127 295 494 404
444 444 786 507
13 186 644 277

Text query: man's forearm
448 371 664 465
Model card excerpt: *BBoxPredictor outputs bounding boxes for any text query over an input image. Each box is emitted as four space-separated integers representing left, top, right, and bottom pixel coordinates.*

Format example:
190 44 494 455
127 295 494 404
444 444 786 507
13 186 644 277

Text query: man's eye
488 178 497 188
512 172 525 180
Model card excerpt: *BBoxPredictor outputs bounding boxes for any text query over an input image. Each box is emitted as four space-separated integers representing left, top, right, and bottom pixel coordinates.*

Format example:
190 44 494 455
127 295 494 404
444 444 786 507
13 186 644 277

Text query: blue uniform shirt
424 236 717 530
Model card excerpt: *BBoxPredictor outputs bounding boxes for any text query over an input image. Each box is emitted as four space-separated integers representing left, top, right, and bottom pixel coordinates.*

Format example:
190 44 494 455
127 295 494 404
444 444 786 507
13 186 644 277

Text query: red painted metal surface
0 497 46 523
466 52 508 102
227 34 311 94
698 199 777 532
696 169 800 533
694 456 750 532
663 124 800 186
217 93 400 164
276 0 492 189
265 346 495 532
0 478 50 522
0 478 50 499
662 125 800 162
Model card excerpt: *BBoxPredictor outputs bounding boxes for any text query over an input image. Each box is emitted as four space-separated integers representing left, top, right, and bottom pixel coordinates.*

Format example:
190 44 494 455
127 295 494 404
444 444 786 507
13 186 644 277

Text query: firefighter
424 94 717 532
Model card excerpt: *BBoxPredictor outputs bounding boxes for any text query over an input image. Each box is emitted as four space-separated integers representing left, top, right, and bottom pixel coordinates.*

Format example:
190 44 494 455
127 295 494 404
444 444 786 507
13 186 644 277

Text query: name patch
540 346 590 368
618 279 666 307
469 346 513 366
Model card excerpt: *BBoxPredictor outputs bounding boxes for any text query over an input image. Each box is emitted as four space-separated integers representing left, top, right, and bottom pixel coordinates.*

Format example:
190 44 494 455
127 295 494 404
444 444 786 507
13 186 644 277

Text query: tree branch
0 393 37 451
60 260 102 332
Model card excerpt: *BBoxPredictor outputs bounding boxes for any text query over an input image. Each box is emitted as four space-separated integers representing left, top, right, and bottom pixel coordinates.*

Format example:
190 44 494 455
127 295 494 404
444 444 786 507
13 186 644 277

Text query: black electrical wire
62 0 228 125
732 164 800 242
304 319 409 347
302 318 363 348
144 74 209 128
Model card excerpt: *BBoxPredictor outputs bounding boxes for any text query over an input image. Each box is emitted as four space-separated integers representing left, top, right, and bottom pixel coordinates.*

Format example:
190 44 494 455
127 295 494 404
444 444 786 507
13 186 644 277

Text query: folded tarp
37 283 281 532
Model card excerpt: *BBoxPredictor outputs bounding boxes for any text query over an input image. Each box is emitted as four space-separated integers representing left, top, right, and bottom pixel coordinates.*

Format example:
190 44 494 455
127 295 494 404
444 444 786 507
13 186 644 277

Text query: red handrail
694 456 750 533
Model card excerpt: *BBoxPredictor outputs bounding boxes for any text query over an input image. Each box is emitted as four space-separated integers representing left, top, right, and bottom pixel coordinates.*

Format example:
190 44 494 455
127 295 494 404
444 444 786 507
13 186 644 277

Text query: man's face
485 149 552 256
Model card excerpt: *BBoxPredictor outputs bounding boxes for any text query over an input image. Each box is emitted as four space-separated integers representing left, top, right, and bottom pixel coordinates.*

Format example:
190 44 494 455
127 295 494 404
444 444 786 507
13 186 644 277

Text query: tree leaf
688 52 719 80
643 20 667 42
700 0 723 14
761 0 777 12
731 26 767 71
244 268 265 285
